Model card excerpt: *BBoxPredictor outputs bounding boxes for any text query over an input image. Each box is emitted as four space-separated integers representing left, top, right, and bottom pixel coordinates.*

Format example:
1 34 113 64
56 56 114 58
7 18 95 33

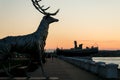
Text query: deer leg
39 61 49 79
25 58 32 79
2 64 13 78
40 62 45 76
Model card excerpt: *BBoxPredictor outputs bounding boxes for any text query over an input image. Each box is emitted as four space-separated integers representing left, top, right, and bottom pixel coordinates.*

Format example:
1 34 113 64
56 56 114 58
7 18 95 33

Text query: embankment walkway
30 58 103 80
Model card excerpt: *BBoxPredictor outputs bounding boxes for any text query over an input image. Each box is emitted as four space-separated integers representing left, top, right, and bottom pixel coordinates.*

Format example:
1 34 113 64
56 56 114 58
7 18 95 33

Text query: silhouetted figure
51 54 54 62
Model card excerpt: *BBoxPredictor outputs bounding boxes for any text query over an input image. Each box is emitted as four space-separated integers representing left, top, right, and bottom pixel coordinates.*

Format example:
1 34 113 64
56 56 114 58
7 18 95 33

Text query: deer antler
31 0 59 16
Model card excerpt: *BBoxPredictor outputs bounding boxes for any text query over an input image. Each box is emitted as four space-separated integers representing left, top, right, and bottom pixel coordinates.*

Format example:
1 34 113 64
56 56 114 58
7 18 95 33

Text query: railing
59 56 118 79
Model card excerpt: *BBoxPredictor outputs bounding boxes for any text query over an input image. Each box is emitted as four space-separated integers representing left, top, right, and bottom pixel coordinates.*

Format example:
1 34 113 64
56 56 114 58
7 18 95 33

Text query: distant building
56 41 98 57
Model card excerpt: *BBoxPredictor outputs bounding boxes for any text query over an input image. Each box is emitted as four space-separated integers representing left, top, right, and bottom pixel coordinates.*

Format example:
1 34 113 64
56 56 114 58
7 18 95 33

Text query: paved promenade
30 58 103 80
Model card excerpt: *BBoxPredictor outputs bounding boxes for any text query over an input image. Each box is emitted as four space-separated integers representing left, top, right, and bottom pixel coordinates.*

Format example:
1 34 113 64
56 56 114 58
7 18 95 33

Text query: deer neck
35 19 49 40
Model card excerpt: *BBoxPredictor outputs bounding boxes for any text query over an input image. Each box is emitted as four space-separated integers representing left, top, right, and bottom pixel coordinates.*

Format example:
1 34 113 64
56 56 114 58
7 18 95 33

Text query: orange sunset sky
0 0 120 50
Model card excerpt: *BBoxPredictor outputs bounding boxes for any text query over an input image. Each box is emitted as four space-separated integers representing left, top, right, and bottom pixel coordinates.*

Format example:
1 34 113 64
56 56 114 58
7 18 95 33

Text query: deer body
0 15 58 62
0 0 59 77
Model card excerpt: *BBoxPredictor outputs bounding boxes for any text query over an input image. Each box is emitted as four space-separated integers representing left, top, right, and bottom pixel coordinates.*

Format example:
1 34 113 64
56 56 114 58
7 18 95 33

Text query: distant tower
74 41 77 49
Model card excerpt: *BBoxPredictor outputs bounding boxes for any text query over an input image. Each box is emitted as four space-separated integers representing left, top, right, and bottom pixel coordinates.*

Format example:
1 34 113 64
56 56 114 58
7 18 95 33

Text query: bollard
83 60 88 70
84 60 91 71
79 59 85 67
98 63 106 77
73 59 79 66
105 63 118 79
87 60 92 71
96 62 105 75
90 61 96 73
81 59 85 69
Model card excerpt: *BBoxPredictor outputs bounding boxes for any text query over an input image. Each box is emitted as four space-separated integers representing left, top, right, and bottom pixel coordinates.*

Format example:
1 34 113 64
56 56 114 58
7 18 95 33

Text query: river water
92 57 120 68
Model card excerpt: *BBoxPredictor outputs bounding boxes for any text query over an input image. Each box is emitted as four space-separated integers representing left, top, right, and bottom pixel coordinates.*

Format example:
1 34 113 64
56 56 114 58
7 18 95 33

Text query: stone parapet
59 56 118 79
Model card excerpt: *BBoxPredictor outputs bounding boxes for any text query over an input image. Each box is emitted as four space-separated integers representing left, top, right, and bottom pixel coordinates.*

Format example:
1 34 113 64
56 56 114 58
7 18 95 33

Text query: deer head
31 0 59 24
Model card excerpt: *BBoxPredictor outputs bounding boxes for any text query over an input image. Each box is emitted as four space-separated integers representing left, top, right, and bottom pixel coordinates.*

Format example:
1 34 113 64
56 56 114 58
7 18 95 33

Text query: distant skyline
0 0 120 50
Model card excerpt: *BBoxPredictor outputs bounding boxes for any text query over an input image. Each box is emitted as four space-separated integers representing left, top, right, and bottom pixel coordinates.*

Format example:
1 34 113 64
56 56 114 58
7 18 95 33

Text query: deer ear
45 15 50 19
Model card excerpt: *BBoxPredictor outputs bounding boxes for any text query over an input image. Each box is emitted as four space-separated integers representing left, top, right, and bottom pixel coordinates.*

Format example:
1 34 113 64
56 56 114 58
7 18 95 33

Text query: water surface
92 57 120 68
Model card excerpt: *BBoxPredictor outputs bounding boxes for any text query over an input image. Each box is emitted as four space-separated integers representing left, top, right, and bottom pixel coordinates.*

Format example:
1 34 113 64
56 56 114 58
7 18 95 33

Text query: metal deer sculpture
0 0 59 77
